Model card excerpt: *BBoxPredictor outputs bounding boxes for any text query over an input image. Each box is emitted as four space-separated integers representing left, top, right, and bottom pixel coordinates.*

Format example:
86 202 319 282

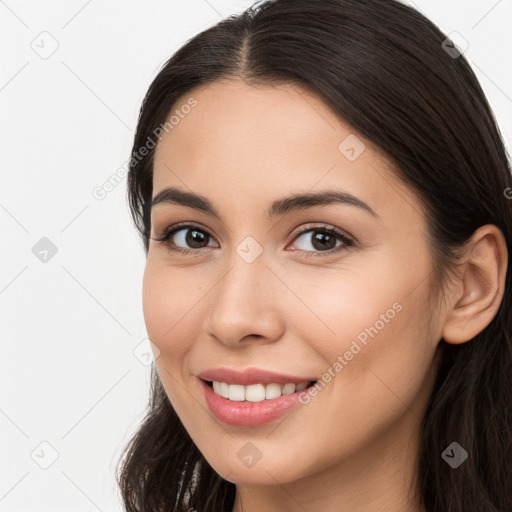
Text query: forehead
151 79 425 225
154 79 377 172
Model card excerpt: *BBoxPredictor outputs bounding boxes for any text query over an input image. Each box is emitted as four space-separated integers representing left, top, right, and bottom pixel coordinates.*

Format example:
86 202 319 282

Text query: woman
116 0 512 510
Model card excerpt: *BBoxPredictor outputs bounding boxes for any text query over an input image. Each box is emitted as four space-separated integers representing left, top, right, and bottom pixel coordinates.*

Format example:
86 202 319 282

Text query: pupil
313 232 335 250
186 229 207 248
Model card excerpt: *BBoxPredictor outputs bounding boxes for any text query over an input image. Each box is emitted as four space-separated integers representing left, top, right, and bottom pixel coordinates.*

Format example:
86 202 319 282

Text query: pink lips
197 367 317 386
196 367 318 427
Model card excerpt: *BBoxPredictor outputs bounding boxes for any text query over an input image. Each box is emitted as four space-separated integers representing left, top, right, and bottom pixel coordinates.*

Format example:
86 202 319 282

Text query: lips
197 367 318 386
198 377 315 427
196 367 320 426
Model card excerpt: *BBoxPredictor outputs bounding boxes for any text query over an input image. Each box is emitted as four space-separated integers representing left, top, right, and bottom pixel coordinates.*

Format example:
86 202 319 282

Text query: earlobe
442 225 508 345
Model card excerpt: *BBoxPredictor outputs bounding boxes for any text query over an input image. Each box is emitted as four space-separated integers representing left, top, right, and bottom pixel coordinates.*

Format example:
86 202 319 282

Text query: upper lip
197 367 318 386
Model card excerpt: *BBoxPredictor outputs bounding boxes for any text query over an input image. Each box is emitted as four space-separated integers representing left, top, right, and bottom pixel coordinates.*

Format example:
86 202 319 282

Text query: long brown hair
117 0 512 510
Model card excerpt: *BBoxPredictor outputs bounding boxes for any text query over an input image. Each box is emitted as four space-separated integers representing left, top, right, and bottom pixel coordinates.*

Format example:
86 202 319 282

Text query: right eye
152 223 219 254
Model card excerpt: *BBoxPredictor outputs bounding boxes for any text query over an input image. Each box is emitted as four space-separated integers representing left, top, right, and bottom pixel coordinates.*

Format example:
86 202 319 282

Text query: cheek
275 275 435 475
141 260 202 356
284 264 404 359
289 255 435 415
141 261 199 412
142 262 169 348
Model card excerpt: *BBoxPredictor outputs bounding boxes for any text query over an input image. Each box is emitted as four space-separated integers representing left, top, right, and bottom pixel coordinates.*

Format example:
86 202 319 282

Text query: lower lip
198 378 312 427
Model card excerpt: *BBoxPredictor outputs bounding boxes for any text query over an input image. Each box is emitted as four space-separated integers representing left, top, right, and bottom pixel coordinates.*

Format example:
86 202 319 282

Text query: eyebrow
151 186 379 219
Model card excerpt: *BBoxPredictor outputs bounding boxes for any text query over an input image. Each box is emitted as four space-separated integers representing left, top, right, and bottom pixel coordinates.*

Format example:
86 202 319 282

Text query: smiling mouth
203 379 318 402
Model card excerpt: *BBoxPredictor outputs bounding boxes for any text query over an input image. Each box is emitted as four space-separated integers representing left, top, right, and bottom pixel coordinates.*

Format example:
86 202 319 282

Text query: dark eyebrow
151 186 379 219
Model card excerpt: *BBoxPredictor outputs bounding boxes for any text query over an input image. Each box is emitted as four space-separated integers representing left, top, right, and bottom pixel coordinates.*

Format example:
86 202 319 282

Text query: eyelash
152 222 355 258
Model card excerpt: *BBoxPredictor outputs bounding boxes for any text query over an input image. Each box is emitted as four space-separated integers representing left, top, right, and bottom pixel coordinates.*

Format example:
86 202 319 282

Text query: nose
204 251 286 348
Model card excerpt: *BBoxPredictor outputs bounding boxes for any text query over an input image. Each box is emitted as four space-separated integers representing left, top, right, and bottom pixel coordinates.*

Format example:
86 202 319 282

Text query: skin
142 79 508 512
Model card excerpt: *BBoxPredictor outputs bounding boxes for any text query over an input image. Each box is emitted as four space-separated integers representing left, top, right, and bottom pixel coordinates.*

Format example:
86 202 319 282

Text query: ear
442 224 508 344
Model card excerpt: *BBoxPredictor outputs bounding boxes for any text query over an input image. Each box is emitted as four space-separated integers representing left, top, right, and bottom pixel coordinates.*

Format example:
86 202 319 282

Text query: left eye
290 226 354 256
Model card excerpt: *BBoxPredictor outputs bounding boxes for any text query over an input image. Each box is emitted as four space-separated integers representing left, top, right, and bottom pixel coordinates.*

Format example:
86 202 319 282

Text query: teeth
265 383 281 400
245 383 266 402
220 382 229 398
228 384 245 401
210 381 312 402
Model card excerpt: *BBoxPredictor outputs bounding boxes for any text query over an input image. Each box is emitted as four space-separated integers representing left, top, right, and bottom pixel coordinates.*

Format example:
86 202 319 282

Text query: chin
201 452 307 486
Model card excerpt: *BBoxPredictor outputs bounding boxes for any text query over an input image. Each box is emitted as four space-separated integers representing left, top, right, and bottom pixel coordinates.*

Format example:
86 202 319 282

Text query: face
143 79 442 486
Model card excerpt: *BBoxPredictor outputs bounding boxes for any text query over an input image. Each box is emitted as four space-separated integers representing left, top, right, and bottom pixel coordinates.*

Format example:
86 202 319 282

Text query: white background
1 1 511 510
